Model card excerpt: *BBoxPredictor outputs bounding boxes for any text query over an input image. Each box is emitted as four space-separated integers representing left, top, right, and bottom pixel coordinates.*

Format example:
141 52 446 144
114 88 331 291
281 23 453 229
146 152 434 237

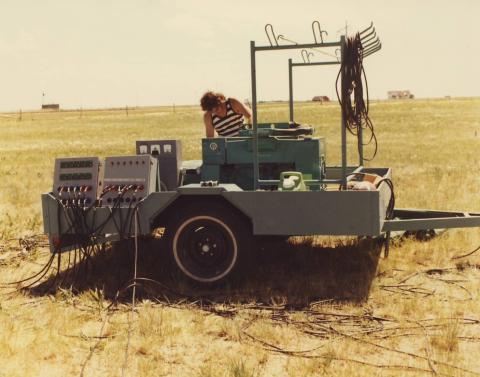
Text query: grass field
0 98 480 376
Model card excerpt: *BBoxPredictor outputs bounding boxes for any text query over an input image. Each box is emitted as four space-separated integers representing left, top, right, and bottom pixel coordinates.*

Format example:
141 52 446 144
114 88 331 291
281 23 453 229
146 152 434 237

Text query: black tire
164 201 252 284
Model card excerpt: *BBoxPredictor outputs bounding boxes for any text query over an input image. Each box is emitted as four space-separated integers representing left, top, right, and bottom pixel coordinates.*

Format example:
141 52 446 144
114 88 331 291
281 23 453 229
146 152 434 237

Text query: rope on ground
451 245 480 260
121 208 140 377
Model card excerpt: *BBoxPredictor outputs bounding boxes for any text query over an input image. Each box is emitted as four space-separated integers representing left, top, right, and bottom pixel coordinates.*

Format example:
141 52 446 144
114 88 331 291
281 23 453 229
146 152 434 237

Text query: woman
200 91 252 137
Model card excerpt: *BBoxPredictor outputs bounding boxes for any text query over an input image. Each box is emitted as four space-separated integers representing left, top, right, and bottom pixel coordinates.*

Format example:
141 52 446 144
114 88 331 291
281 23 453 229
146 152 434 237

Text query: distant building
312 96 330 102
42 104 60 110
388 90 414 100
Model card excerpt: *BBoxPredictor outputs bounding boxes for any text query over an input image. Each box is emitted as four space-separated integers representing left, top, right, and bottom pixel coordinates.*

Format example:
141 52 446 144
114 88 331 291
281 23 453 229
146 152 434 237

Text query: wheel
165 201 251 284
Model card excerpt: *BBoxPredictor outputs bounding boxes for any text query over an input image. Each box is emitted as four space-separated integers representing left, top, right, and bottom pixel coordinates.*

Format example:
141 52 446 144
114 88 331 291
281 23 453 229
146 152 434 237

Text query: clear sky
0 0 478 111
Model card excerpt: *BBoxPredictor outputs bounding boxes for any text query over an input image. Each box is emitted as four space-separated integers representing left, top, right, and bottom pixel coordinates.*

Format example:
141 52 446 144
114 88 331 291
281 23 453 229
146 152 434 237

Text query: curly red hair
200 91 226 111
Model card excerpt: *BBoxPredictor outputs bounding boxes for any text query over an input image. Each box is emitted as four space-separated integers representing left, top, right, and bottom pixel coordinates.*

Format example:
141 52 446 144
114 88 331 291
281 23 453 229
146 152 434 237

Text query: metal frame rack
250 22 381 189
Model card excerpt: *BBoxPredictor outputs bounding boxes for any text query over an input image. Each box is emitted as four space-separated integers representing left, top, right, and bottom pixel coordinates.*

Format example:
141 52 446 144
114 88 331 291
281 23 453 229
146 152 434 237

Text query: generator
180 123 326 190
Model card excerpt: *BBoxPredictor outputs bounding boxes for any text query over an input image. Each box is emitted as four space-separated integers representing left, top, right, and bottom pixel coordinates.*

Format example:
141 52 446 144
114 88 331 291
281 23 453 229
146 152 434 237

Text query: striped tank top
212 100 244 137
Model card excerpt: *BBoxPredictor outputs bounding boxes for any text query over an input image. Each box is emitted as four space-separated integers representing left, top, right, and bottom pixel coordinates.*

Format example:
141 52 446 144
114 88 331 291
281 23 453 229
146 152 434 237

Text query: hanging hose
336 32 378 161
375 178 395 220
374 177 395 257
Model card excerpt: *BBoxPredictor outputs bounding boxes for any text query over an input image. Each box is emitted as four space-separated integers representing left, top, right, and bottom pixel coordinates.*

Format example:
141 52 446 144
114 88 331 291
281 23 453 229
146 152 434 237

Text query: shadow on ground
30 236 383 308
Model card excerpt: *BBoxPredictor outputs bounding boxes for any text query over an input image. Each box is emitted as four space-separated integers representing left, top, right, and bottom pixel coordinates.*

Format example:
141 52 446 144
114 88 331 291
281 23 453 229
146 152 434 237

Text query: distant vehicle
42 104 60 110
387 90 414 100
312 96 330 102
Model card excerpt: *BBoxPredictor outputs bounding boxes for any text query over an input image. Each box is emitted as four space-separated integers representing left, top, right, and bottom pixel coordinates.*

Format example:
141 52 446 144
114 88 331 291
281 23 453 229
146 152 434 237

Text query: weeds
431 318 460 353
0 101 479 376
228 359 258 377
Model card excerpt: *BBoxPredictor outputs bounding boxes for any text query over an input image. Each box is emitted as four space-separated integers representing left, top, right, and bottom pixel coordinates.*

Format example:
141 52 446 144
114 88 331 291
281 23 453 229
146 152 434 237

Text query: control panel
101 155 157 206
53 157 101 206
136 139 182 191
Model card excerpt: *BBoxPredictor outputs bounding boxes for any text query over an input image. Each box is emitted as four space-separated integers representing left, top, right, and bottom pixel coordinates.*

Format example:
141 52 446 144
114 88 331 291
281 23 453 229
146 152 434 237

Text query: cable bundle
2 186 142 292
375 178 395 220
336 33 378 161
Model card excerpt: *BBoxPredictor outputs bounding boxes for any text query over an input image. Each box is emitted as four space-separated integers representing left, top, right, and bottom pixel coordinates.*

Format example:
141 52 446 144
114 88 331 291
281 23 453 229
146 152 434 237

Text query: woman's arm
229 98 252 123
203 112 215 137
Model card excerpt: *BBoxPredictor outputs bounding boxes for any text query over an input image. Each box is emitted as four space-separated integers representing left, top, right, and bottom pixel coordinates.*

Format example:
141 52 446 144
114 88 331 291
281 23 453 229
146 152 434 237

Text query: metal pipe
364 49 382 58
358 23 375 39
360 32 377 46
358 118 364 166
301 49 308 63
363 46 382 58
365 44 382 53
359 22 373 35
254 41 341 52
312 20 328 44
256 178 344 186
291 61 339 67
362 39 380 51
340 35 347 190
360 27 376 41
264 24 278 47
250 41 259 190
288 59 294 123
364 44 382 56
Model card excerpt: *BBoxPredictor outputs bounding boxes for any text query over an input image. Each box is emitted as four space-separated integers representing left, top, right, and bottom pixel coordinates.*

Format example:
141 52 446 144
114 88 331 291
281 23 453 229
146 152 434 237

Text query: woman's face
210 102 225 116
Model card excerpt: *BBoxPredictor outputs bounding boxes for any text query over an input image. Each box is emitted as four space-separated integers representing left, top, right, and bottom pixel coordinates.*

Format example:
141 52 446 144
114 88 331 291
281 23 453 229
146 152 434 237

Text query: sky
0 0 478 111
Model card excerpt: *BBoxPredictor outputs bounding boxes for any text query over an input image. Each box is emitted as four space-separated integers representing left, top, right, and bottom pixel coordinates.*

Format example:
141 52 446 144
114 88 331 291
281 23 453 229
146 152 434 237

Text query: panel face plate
136 140 182 191
101 155 157 206
53 157 101 206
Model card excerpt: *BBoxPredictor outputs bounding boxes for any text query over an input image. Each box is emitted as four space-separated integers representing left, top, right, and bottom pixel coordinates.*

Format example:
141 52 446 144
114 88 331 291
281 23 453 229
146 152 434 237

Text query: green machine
200 123 325 190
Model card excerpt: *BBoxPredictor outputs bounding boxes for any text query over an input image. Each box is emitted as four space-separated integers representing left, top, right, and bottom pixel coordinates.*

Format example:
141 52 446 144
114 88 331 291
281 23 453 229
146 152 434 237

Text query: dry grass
0 99 480 376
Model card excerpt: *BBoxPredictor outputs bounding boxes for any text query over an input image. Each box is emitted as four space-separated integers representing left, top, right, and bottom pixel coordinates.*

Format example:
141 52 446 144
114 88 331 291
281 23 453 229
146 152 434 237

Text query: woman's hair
200 91 226 111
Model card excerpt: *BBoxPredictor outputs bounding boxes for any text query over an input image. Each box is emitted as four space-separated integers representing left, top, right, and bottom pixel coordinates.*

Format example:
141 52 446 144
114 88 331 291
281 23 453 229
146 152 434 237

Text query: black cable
6 183 144 292
375 178 395 220
336 33 378 161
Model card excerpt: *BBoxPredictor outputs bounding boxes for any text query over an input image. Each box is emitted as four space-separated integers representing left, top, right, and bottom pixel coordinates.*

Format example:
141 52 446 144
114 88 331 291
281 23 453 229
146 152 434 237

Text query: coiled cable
336 33 378 161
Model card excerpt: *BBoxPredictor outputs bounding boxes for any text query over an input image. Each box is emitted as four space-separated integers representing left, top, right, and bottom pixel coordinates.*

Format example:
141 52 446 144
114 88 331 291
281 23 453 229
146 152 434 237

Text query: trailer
41 23 480 284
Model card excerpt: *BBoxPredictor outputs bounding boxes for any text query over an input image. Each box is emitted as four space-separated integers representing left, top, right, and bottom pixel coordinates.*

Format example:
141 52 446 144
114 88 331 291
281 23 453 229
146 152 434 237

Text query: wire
375 178 395 220
276 35 337 59
121 208 139 377
336 33 378 161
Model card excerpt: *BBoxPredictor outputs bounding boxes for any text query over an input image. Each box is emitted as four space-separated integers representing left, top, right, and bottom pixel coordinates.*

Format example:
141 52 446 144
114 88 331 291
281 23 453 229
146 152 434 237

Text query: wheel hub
173 216 239 282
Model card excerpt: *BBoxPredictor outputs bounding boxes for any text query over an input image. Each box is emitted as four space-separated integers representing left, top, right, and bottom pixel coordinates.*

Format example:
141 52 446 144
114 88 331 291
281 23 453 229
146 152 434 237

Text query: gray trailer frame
42 166 480 242
41 27 480 283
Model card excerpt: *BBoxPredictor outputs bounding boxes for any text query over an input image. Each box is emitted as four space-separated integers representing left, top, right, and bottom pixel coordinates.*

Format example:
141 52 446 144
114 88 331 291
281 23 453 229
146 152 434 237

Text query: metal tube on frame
250 39 343 189
288 58 294 123
358 117 364 165
254 41 341 51
291 61 339 67
250 41 259 190
340 35 347 189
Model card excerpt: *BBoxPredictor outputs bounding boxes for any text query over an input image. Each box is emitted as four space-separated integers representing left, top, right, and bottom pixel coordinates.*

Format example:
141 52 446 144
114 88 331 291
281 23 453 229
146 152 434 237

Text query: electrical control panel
136 140 182 191
101 155 157 206
53 157 102 206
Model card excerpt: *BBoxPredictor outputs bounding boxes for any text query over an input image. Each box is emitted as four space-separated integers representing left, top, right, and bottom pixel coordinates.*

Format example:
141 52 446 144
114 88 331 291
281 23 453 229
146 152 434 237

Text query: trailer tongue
384 209 480 232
